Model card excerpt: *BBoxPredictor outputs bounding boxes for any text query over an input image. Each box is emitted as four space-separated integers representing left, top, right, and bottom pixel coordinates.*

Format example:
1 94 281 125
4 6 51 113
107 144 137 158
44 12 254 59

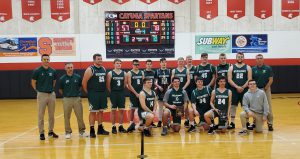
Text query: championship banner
195 35 231 54
227 0 245 20
0 38 38 57
139 0 158 4
111 0 130 5
38 37 76 56
254 0 272 19
21 0 42 22
168 0 185 4
51 0 70 22
232 34 268 53
83 0 102 5
199 0 218 20
281 0 299 19
0 0 13 23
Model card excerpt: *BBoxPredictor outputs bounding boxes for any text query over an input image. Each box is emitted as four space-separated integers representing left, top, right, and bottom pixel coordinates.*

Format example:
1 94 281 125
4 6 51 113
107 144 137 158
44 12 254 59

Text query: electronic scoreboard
105 11 175 58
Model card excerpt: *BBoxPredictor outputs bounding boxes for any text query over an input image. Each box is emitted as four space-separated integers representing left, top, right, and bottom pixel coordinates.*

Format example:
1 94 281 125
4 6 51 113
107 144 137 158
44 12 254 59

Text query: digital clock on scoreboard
105 11 175 58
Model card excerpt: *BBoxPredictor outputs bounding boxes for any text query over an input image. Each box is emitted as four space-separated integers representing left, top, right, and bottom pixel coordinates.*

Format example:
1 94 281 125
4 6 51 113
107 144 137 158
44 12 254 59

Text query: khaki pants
264 88 273 124
63 97 86 134
240 111 264 133
37 92 56 134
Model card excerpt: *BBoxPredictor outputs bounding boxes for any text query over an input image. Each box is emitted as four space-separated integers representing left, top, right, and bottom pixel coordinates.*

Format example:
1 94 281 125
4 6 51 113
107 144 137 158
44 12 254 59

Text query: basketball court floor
0 94 300 159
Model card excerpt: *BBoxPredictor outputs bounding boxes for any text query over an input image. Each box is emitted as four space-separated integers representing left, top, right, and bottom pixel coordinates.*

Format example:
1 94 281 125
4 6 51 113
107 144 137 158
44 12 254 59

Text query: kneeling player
138 78 157 137
204 76 232 134
161 77 189 136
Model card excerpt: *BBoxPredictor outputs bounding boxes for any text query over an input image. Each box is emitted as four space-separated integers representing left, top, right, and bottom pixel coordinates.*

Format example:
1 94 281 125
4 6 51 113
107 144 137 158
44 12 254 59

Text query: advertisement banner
227 0 245 20
254 0 272 19
139 0 158 4
38 37 76 56
232 34 268 53
0 38 38 57
168 0 185 4
51 0 70 22
111 0 130 4
21 0 42 22
0 0 13 23
195 35 231 54
281 0 299 19
199 0 218 20
83 0 102 5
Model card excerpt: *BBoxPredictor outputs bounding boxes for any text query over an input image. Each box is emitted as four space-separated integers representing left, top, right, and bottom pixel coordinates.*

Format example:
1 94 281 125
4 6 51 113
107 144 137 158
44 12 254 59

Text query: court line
0 114 64 146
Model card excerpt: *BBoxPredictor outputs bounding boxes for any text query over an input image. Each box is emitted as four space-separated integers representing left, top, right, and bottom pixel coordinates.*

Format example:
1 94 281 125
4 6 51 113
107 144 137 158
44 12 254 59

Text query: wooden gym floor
0 94 300 159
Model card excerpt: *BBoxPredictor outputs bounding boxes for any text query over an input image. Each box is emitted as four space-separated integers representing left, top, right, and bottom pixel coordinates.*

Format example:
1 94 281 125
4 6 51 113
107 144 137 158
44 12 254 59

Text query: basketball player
216 53 231 89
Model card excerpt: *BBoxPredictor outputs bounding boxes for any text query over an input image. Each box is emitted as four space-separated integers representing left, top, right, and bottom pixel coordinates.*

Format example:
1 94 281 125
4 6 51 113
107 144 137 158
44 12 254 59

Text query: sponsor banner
0 38 38 57
139 0 158 4
0 0 13 23
281 0 299 19
83 0 102 5
227 0 245 19
199 0 218 20
21 0 42 22
232 34 268 53
168 0 185 4
111 0 130 4
51 0 70 22
38 37 76 56
254 0 272 19
195 35 231 54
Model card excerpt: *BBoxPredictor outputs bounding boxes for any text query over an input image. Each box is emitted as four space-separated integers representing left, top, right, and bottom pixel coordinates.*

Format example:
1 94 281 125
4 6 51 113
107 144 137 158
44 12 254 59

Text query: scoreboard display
105 11 175 58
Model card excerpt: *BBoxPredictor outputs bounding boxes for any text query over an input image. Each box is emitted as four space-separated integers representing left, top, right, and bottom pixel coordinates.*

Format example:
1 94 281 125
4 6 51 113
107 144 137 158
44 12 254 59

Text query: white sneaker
79 132 89 137
65 133 71 139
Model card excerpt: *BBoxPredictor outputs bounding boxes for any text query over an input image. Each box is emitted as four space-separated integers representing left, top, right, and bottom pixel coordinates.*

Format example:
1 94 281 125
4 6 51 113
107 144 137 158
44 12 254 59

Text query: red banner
111 0 130 4
168 0 185 4
21 0 42 22
254 0 272 19
139 0 158 4
199 0 218 20
227 0 245 20
51 0 70 22
83 0 102 5
0 0 13 22
282 0 299 19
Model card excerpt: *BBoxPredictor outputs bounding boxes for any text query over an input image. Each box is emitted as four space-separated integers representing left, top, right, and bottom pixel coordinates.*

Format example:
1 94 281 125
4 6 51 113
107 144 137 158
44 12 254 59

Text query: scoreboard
105 11 175 58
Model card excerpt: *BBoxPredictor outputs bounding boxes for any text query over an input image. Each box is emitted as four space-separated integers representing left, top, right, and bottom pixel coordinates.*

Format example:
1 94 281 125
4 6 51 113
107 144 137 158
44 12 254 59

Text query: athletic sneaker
151 122 157 128
97 125 109 135
161 126 168 136
48 132 59 138
90 127 96 138
144 128 151 137
79 132 89 137
157 121 162 127
118 125 127 133
246 122 253 130
268 124 274 131
238 130 248 135
227 122 235 129
40 134 45 140
127 123 136 133
65 133 71 139
208 126 215 135
184 120 189 128
187 125 196 133
112 126 117 134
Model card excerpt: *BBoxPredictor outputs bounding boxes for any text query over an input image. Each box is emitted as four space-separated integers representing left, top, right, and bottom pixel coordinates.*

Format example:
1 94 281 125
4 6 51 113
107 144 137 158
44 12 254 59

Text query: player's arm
82 67 92 94
153 93 158 114
126 71 139 96
123 71 128 89
210 90 216 110
163 89 176 109
242 66 252 89
228 65 238 89
106 71 112 93
227 90 232 118
183 90 189 112
182 69 190 90
168 69 175 88
31 79 37 91
139 91 152 113
190 90 198 115
208 66 216 88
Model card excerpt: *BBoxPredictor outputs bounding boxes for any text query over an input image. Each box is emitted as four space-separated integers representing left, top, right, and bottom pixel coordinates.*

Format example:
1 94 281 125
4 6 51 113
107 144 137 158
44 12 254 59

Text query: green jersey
144 70 155 90
111 70 125 91
195 64 216 86
87 65 106 92
32 66 57 93
140 90 156 111
252 65 273 89
216 63 231 88
214 88 229 114
164 88 189 107
191 86 212 109
232 64 248 86
130 70 143 94
59 73 82 97
174 68 187 89
186 65 196 92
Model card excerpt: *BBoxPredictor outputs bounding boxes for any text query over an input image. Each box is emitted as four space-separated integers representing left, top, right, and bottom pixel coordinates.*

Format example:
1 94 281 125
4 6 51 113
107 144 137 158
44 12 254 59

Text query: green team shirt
111 70 125 91
191 86 212 110
196 64 216 86
216 63 231 88
232 64 248 86
130 70 143 94
59 73 82 97
214 89 229 114
174 68 187 89
139 90 156 111
32 66 57 93
186 65 197 92
87 65 106 92
164 88 189 107
252 65 273 88
144 70 155 90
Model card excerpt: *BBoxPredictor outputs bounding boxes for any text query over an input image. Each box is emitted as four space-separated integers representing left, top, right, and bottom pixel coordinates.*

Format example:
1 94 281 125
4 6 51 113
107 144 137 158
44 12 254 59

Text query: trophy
176 106 184 117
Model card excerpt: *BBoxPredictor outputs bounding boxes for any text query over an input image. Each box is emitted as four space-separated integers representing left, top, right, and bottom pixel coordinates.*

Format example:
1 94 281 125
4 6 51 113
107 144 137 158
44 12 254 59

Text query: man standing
161 77 189 136
138 78 157 137
216 53 231 89
195 53 216 88
239 80 269 135
82 54 109 138
59 63 88 139
252 54 274 131
227 52 252 129
126 59 144 132
31 54 58 140
154 58 171 127
106 59 127 134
